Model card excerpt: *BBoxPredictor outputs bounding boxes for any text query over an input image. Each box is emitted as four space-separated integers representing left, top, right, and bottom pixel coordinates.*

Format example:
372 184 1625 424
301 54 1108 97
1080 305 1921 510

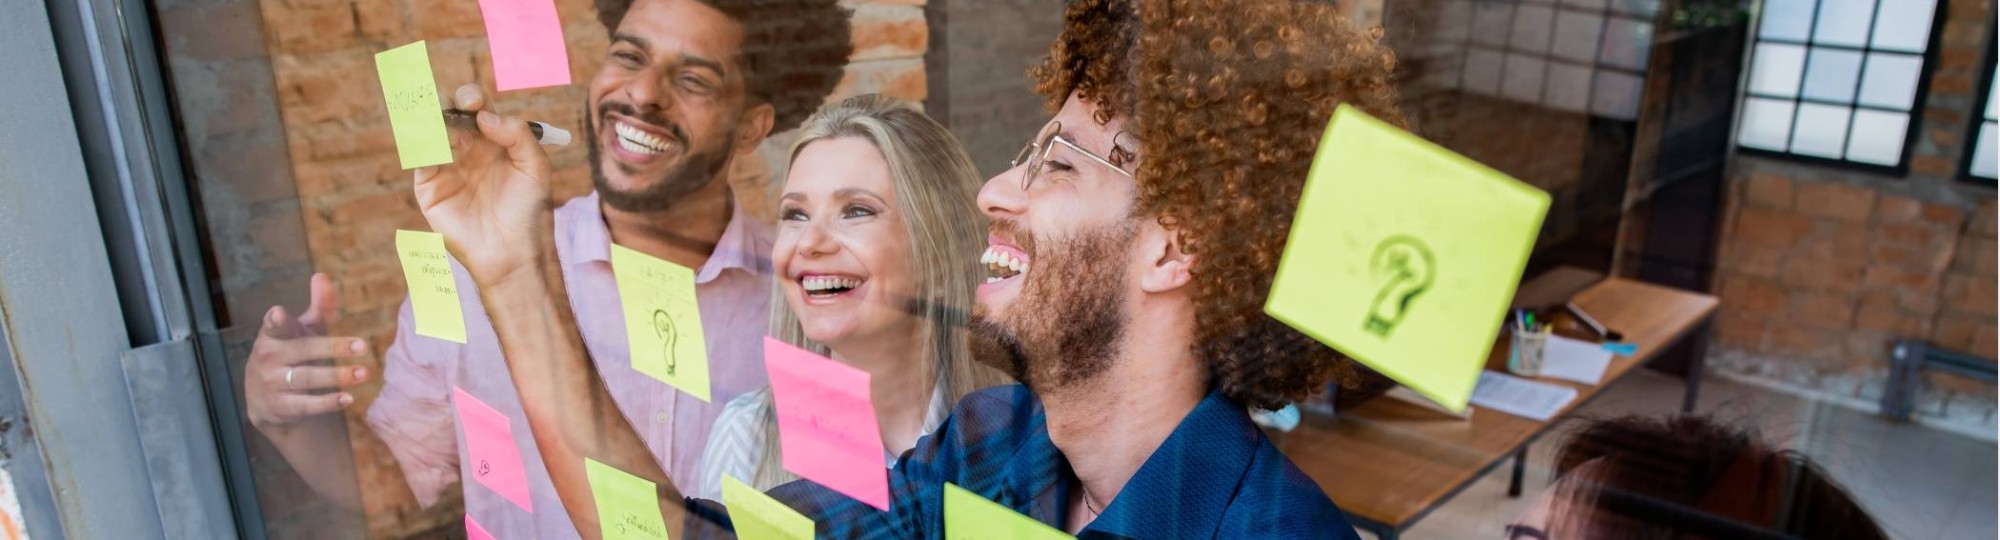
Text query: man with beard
239 0 851 536
415 0 1404 537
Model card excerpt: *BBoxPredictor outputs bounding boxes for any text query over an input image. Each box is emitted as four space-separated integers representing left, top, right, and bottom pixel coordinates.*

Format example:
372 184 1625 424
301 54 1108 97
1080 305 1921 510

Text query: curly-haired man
413 0 1400 537
240 1 850 536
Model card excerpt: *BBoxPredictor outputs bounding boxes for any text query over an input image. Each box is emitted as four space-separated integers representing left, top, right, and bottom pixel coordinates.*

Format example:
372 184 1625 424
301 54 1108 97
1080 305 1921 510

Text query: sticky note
611 244 711 401
453 387 533 511
397 230 468 343
375 41 453 169
585 458 670 540
476 0 571 91
1265 105 1549 413
722 475 814 540
763 337 890 510
943 483 1072 540
466 515 497 540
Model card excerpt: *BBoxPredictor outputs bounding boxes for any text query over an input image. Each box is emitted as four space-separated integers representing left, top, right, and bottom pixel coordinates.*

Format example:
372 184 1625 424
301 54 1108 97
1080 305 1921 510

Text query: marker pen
443 109 571 147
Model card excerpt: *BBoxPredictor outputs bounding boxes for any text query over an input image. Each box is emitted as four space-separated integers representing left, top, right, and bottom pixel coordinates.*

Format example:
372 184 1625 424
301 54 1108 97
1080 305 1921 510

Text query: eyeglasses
1009 121 1134 191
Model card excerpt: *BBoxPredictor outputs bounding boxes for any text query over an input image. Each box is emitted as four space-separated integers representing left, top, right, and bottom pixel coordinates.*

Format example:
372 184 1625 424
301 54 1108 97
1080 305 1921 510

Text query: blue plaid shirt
685 385 1362 539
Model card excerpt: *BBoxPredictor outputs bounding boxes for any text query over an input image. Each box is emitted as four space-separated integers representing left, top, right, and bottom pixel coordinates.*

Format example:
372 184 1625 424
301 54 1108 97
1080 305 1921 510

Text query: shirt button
655 411 670 424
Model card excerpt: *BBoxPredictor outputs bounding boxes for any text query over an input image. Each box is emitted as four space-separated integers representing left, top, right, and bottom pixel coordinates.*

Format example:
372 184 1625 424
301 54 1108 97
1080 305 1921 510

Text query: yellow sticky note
1265 105 1549 412
375 41 453 169
585 458 670 540
610 244 711 401
944 483 1071 540
395 230 467 343
721 475 813 540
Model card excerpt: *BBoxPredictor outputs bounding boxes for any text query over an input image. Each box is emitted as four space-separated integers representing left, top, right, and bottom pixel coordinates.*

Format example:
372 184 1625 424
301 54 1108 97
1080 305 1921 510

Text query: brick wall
1707 0 1994 425
157 0 929 537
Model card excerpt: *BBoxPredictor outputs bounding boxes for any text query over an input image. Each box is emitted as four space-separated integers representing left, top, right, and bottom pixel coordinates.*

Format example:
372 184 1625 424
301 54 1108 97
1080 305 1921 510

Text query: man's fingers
260 305 293 339
282 365 371 391
278 392 356 419
298 273 338 332
454 84 487 112
476 111 553 172
274 336 370 365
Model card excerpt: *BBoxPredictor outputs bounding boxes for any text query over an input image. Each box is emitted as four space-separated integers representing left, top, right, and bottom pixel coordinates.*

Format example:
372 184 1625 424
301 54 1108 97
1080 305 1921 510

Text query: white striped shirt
694 385 949 499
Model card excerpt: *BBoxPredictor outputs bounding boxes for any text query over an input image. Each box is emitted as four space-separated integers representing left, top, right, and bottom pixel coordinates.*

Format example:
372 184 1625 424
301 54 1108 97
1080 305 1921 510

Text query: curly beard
969 220 1134 394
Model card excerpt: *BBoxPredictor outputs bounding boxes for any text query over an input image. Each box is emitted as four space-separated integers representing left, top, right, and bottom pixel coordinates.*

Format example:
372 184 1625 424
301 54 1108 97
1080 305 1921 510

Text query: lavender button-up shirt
365 191 772 539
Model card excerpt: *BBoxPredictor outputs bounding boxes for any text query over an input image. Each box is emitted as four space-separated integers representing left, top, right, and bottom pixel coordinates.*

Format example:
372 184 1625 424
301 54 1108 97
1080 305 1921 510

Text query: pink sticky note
453 387 535 512
764 337 891 510
475 0 571 91
465 515 497 540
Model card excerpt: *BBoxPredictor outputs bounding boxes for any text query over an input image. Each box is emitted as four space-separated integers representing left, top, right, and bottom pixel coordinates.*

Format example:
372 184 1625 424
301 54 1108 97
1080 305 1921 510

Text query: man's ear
733 103 776 156
1138 220 1195 294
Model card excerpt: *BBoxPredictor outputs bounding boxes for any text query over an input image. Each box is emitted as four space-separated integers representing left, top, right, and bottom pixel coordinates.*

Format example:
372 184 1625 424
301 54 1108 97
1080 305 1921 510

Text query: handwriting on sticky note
476 0 571 91
722 475 814 540
397 230 468 343
466 515 497 540
1265 105 1549 413
375 41 453 169
453 387 533 511
610 244 711 401
585 458 670 540
943 483 1072 540
763 337 890 510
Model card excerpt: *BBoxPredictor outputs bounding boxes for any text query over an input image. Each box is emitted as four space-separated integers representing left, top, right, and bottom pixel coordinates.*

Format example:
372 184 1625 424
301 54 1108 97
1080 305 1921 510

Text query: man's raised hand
413 84 557 290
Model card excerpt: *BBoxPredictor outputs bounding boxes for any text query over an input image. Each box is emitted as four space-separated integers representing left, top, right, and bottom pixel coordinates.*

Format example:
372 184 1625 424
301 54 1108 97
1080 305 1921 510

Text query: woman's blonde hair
753 94 1010 488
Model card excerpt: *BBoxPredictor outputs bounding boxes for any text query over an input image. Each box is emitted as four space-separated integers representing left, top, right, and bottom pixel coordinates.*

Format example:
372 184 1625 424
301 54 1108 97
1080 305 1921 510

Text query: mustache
596 99 689 146
987 218 1037 258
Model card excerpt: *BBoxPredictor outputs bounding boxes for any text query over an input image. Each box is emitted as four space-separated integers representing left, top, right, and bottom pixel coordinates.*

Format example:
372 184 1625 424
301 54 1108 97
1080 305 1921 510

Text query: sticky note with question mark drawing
611 244 711 401
1265 105 1548 413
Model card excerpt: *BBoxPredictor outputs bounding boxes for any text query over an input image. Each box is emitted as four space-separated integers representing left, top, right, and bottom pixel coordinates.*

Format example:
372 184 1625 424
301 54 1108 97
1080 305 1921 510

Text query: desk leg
1681 328 1709 413
1508 448 1527 498
1359 520 1399 540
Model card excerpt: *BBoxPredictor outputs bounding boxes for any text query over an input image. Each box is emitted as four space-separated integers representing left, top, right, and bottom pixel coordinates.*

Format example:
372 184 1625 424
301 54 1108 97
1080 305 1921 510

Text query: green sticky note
1266 105 1549 413
585 458 670 540
611 244 711 401
721 475 814 540
375 41 453 169
943 483 1072 540
395 230 467 343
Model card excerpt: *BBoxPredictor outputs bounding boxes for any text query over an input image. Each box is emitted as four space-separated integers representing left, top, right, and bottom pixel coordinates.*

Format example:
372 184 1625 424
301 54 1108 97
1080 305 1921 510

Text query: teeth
801 276 861 292
980 247 1029 280
614 122 670 155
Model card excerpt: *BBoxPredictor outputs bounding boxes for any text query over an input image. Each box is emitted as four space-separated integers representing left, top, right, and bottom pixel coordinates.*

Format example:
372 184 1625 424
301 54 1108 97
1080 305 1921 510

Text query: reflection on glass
1812 0 1875 47
1465 49 1508 95
1857 54 1923 109
1591 70 1643 120
1512 5 1556 53
1869 0 1938 52
1504 54 1549 103
1738 97 1797 150
1474 1 1516 47
1552 11 1605 63
1800 48 1863 102
1844 109 1909 165
1790 103 1853 158
1598 18 1652 71
1973 123 1998 178
1759 0 1816 40
1749 43 1807 97
1609 0 1660 16
1544 63 1594 113
1438 0 1473 42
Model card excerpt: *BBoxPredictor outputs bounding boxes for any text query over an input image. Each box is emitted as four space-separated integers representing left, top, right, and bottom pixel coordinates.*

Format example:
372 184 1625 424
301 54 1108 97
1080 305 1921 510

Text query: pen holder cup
1508 330 1547 377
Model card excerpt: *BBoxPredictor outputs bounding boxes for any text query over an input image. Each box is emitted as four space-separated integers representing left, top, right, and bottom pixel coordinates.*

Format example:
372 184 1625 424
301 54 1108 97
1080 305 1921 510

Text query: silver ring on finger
285 366 298 391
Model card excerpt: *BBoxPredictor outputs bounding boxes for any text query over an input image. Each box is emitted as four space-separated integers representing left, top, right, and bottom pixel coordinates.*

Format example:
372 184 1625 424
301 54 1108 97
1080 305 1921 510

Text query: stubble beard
968 220 1135 396
584 99 737 213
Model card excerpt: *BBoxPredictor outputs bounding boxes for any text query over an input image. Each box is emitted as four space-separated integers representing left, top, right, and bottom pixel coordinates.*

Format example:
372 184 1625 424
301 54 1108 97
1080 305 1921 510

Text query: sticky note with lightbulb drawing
612 244 712 401
1266 104 1549 413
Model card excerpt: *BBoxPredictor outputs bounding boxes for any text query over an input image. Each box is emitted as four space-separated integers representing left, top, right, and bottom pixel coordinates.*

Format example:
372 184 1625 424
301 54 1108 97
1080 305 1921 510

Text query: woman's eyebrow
832 188 884 201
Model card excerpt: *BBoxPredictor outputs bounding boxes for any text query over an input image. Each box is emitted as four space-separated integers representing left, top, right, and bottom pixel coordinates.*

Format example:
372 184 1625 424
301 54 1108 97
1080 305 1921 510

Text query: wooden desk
1275 277 1717 540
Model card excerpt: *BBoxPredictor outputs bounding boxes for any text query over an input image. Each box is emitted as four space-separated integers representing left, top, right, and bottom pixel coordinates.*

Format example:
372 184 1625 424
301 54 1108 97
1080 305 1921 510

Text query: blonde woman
694 94 1010 497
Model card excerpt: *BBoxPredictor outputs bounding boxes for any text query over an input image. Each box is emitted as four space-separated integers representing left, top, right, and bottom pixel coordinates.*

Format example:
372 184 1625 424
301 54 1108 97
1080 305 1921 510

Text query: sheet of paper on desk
1540 335 1613 384
1470 371 1576 422
1265 105 1550 413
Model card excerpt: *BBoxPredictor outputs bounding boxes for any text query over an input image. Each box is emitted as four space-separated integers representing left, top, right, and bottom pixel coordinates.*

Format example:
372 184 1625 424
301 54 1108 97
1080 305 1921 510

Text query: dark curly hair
594 0 853 133
1030 0 1407 409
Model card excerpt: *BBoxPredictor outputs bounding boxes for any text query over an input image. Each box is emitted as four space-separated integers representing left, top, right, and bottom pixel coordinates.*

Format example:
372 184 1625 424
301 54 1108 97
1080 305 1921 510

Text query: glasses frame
1010 121 1134 191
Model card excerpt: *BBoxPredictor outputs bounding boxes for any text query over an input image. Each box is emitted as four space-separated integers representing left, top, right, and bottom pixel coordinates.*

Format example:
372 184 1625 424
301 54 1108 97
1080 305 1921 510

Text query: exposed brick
1951 234 1998 275
410 0 487 39
1768 325 1845 360
1875 194 1924 223
1780 257 1866 293
1721 275 1790 317
1912 154 1956 177
1875 222 1952 253
1932 315 1989 355
1862 264 1940 292
1971 199 1997 236
1800 221 1869 261
1733 207 1815 247
1743 172 1792 209
1722 242 1784 278
1941 273 1998 317
849 4 929 61
1793 180 1875 222
1792 291 1857 329
1919 202 1967 227
1714 312 1768 351
353 0 405 38
260 2 355 54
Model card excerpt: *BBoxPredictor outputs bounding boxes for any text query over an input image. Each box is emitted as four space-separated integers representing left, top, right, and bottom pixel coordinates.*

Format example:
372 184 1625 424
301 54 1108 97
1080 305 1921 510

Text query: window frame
1959 28 1997 184
1734 0 1949 175
1429 0 1661 121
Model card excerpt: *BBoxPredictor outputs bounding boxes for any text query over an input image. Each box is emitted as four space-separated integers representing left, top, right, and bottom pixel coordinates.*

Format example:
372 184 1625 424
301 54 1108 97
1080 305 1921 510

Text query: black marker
443 108 571 147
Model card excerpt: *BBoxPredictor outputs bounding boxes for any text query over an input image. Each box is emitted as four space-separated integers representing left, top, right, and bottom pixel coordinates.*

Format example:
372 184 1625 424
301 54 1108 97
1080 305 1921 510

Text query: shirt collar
1077 389 1261 539
569 191 773 283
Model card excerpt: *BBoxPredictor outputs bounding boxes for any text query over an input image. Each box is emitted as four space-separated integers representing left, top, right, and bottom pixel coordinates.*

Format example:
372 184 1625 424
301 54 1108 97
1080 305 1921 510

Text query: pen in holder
1508 325 1549 377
